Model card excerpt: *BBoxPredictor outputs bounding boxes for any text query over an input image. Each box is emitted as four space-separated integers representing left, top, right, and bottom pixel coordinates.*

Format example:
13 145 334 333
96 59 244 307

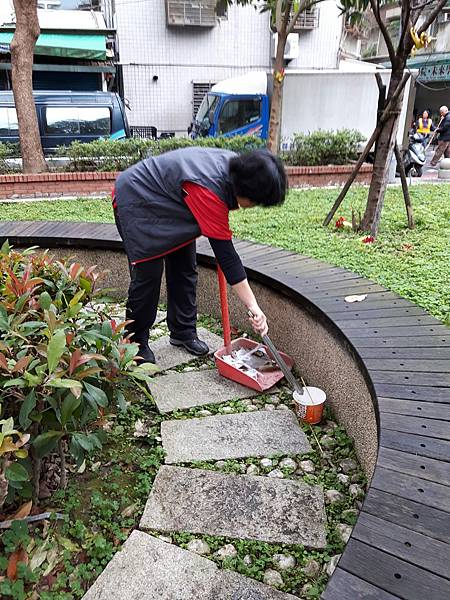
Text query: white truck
191 67 416 149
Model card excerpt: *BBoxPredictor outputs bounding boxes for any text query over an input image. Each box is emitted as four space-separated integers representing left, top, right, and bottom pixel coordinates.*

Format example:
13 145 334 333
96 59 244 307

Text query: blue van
0 90 129 153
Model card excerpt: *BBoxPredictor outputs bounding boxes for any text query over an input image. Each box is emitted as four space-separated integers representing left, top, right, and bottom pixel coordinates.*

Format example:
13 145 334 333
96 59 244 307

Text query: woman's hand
248 305 268 336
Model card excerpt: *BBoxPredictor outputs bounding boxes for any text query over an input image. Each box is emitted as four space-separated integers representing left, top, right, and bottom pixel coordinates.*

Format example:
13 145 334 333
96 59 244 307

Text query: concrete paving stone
155 310 167 325
150 368 259 413
151 328 223 371
140 466 326 548
82 531 297 600
162 409 311 463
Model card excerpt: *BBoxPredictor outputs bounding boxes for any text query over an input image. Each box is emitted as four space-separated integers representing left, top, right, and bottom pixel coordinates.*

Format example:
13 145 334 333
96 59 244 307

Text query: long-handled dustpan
214 267 294 392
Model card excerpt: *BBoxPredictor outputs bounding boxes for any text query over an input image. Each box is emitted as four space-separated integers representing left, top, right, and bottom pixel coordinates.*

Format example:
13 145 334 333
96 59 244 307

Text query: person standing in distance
113 147 287 363
430 106 450 168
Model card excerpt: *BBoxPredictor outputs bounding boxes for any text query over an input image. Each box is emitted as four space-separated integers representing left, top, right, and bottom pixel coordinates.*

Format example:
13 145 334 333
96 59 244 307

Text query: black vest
114 147 237 264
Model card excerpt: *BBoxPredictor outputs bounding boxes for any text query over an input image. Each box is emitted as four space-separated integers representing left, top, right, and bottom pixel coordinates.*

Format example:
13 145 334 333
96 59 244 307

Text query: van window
44 107 111 136
218 99 261 134
0 107 19 136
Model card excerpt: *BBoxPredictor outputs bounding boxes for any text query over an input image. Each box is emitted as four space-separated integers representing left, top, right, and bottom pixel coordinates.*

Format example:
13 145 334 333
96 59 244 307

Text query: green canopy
0 31 106 60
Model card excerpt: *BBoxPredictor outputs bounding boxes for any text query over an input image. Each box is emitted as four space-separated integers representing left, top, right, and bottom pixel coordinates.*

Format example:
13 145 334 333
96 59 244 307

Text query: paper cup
293 387 326 424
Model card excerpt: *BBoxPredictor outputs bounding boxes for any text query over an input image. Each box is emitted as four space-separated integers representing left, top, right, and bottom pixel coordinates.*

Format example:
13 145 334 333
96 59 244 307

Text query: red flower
335 217 345 229
362 236 375 244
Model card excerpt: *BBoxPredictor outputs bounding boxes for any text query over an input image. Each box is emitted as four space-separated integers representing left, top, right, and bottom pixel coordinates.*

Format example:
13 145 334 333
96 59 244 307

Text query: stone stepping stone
162 409 311 463
150 368 259 413
152 328 223 371
82 531 297 599
140 466 326 548
155 310 167 325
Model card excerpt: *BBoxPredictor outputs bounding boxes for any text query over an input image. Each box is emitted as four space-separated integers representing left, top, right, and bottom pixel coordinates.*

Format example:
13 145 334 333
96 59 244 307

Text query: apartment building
114 0 350 135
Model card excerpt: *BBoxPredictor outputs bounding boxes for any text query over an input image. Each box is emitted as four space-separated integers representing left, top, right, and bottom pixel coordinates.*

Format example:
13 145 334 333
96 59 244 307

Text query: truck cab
192 72 270 140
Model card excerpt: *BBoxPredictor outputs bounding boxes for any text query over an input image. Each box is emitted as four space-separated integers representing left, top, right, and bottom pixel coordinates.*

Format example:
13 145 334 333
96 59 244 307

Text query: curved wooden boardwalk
1 220 449 600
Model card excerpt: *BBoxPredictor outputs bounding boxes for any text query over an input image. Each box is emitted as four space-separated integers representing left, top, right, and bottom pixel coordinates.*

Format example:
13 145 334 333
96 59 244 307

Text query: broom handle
217 266 232 352
425 116 443 151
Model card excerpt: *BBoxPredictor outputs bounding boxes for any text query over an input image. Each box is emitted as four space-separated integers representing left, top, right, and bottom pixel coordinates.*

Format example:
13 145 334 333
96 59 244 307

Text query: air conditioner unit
272 33 299 60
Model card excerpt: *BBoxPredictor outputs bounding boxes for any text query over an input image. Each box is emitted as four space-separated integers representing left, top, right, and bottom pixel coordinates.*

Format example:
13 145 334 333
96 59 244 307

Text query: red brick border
0 165 372 199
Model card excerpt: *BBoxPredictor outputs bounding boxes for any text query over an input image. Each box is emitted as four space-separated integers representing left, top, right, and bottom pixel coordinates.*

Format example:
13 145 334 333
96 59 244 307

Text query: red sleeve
183 181 232 240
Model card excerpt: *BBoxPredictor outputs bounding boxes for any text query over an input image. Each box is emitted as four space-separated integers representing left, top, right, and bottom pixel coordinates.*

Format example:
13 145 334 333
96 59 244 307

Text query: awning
407 52 450 82
0 31 106 60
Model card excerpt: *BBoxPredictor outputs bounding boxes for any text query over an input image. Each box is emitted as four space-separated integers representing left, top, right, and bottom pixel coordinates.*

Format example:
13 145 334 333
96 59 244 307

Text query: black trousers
125 241 198 346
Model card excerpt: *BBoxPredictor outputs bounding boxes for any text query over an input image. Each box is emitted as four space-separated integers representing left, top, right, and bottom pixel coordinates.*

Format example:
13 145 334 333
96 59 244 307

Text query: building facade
114 0 348 135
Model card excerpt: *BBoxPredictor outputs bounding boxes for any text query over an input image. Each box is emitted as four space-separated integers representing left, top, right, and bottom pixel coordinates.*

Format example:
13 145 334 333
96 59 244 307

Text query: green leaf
5 462 29 482
19 390 37 429
83 381 108 408
46 378 83 390
2 378 26 388
39 291 52 311
61 394 81 426
15 293 30 313
116 391 127 412
33 431 63 458
1 239 11 254
79 277 92 294
47 329 66 374
71 433 93 452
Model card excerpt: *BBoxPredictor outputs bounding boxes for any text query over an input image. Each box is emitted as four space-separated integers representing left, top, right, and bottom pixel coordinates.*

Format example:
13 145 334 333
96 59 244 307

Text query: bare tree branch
398 0 412 52
417 0 447 33
275 0 282 32
280 0 293 35
369 0 398 66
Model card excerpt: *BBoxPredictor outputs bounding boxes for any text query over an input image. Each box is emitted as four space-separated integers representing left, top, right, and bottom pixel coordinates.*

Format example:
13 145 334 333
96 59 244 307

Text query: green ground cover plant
1 184 447 322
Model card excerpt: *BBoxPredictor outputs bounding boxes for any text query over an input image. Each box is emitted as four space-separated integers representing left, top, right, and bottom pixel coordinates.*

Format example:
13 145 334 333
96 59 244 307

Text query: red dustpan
214 267 294 392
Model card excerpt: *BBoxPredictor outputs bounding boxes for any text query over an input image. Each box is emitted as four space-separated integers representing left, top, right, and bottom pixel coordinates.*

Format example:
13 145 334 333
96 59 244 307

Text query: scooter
399 131 426 177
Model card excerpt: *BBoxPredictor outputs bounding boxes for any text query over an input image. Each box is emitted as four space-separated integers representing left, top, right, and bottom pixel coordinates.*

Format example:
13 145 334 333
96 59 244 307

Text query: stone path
82 323 327 599
83 532 298 600
161 410 311 463
141 466 326 547
152 327 223 371
150 368 259 413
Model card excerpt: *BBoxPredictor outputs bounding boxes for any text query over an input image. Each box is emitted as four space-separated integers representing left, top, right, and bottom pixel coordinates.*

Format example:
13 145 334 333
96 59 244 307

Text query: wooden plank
316 296 412 312
374 383 450 402
380 413 450 440
273 262 342 277
366 359 450 373
328 306 426 320
352 513 450 580
354 336 450 348
380 429 450 461
290 269 361 284
322 568 401 600
241 247 292 266
358 347 450 360
371 466 450 512
336 315 438 328
339 538 450 599
377 447 450 487
371 370 450 387
378 398 450 421
305 282 386 297
363 488 450 543
340 325 449 338
298 277 384 296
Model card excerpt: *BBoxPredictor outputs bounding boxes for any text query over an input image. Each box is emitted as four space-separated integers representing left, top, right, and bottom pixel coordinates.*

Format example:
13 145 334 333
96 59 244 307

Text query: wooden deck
1 220 449 600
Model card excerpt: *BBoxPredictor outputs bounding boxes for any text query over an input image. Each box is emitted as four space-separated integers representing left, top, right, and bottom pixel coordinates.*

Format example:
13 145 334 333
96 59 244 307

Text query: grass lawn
0 184 448 322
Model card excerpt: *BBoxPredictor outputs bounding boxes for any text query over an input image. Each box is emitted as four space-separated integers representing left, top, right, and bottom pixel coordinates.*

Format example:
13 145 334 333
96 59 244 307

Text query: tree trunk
360 69 404 235
11 0 47 174
267 31 287 154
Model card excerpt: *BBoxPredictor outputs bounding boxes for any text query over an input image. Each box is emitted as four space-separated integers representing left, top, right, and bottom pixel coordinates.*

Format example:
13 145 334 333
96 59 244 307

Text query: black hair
229 149 287 207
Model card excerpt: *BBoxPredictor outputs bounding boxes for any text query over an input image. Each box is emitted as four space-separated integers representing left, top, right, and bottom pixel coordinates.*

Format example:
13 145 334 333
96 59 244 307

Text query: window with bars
290 8 320 30
193 82 216 118
166 0 218 27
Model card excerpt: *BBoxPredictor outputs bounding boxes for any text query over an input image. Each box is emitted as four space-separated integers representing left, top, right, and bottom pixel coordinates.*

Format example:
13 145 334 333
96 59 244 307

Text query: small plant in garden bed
0 242 156 511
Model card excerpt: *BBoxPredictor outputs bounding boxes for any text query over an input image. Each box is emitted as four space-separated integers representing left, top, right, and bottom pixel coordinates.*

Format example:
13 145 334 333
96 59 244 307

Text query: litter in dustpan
215 337 295 392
